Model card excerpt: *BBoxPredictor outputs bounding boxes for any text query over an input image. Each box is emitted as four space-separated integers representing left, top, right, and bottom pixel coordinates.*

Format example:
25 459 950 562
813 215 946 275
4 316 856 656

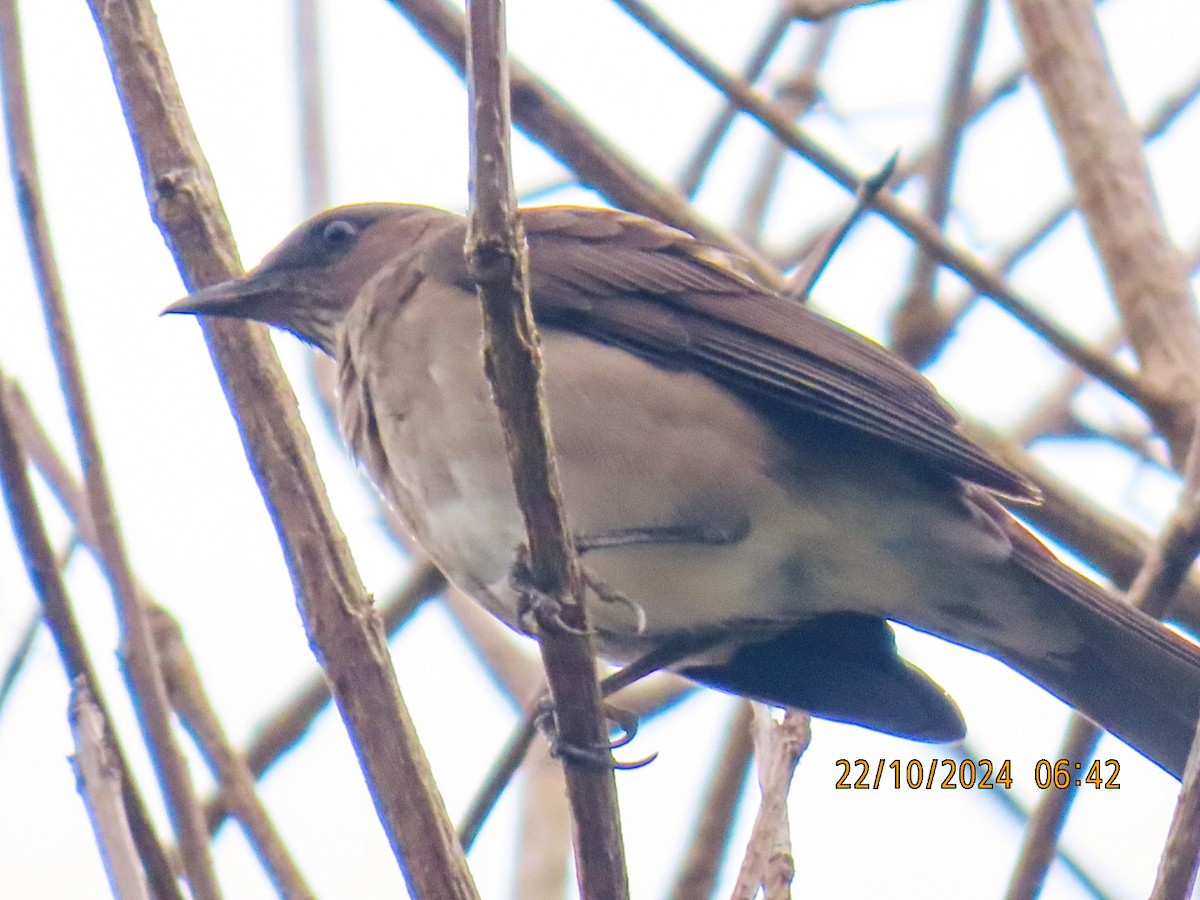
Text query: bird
166 202 1200 778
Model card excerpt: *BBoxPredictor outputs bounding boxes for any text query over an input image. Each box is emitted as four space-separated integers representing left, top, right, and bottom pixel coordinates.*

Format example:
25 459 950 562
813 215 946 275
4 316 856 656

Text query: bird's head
163 203 460 354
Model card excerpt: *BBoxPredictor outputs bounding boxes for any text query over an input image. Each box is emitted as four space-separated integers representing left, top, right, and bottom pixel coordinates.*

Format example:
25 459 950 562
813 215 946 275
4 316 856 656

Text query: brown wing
520 206 1036 500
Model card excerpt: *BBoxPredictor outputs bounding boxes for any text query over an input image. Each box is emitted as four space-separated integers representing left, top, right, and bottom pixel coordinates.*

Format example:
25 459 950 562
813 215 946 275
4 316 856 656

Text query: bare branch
732 707 811 899
464 2 628 895
69 678 151 900
82 1 476 894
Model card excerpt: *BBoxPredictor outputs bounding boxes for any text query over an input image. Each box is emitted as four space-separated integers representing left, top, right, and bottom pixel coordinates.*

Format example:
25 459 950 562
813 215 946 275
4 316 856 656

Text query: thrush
167 202 1200 777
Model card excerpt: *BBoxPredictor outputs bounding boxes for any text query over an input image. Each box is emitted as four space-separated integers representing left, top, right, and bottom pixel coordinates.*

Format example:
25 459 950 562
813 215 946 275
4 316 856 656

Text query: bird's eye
321 219 358 245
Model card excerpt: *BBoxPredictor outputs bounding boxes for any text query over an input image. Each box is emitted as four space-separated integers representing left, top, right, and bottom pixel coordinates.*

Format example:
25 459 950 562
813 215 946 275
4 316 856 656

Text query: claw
582 568 647 634
534 698 658 770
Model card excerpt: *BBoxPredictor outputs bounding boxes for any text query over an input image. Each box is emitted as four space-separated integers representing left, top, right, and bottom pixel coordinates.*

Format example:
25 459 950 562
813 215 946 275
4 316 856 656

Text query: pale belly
341 296 1071 667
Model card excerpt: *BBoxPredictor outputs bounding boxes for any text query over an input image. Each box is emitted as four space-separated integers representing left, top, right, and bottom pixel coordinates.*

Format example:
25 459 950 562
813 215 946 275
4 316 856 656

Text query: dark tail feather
1000 523 1200 779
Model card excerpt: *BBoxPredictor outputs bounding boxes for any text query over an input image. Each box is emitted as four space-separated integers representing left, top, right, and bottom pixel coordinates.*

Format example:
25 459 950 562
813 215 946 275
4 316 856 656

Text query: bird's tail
996 519 1200 779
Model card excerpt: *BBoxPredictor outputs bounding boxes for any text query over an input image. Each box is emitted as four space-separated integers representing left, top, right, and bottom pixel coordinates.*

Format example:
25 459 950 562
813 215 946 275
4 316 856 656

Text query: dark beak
162 271 293 319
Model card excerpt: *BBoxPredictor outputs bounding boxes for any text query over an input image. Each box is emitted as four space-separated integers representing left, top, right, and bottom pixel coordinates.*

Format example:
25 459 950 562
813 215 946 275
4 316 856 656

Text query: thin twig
4 380 319 895
785 151 896 302
464 2 628 895
734 21 837 245
84 2 477 895
0 606 42 723
206 564 445 834
0 3 219 894
922 64 1200 366
1152 723 1200 898
731 706 811 899
69 677 151 900
1152 724 1200 900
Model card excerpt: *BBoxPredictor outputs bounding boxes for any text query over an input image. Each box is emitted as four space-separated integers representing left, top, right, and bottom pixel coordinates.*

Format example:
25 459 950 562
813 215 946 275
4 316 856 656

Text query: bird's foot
534 697 657 770
511 550 590 637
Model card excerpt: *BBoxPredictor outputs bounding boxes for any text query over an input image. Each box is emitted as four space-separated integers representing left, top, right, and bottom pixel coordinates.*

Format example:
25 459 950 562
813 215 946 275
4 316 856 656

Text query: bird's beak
162 270 295 320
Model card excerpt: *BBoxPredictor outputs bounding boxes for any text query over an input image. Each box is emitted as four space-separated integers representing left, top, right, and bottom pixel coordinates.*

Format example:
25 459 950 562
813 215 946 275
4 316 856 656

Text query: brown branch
608 0 1152 414
82 1 477 895
668 700 755 900
464 2 628 896
5 360 440 853
1010 0 1200 458
0 3 219 894
69 678 151 900
926 65 1200 362
1005 717 1104 900
0 378 182 900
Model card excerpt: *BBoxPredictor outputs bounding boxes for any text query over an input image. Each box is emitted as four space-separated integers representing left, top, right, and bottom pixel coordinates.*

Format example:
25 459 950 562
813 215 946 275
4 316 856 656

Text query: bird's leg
513 518 747 635
572 518 751 635
575 518 751 554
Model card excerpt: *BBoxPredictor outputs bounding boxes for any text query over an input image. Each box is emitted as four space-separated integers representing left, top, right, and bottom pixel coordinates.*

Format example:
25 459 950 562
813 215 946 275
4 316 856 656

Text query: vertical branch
463 1 629 897
0 2 220 896
82 2 478 896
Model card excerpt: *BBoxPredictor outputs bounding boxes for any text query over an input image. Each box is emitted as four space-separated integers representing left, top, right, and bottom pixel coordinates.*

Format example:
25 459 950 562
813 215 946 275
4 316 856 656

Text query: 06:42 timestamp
833 757 1122 790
